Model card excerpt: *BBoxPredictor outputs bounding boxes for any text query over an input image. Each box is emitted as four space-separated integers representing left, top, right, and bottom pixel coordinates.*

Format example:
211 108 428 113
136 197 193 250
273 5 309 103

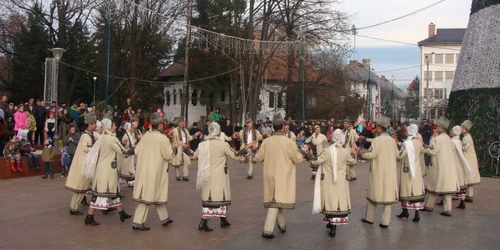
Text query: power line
357 35 461 52
350 0 447 31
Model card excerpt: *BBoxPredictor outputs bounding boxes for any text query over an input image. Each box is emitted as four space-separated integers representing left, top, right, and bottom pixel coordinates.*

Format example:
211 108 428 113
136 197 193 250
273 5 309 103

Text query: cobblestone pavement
0 159 499 250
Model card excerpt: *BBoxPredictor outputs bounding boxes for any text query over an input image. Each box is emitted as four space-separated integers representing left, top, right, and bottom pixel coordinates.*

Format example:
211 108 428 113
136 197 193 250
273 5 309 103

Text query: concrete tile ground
0 159 499 250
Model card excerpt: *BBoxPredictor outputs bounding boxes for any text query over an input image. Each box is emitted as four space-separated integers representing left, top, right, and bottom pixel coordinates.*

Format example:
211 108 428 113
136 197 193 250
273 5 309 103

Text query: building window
434 54 444 64
166 91 171 106
173 89 177 105
423 71 431 81
277 92 283 108
269 91 274 108
309 97 317 108
220 90 226 102
191 90 198 106
425 54 433 63
434 89 444 99
445 54 454 64
445 71 454 80
434 71 444 81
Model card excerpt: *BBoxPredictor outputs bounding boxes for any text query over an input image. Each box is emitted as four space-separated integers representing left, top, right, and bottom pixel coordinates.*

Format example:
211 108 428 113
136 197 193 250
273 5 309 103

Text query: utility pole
299 29 305 120
182 0 192 124
391 75 395 121
425 52 434 120
104 0 110 107
368 63 372 120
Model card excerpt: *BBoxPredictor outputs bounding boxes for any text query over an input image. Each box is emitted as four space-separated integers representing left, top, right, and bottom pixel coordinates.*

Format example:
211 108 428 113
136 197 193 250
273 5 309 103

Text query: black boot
412 210 420 222
81 196 89 206
132 224 151 231
396 208 409 219
84 214 100 226
457 200 466 209
329 225 337 237
198 219 213 232
220 217 231 228
119 210 132 222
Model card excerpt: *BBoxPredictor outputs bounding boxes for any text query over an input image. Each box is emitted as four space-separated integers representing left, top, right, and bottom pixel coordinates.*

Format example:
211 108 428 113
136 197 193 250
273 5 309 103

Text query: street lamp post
340 95 346 119
93 76 97 103
49 47 66 149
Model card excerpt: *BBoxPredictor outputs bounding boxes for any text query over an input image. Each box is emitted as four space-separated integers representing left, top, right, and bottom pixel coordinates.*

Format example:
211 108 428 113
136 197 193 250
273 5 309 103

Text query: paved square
0 160 499 250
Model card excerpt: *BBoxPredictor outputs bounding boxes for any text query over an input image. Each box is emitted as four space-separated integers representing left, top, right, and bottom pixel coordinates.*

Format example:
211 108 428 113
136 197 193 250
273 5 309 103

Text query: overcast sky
338 0 471 87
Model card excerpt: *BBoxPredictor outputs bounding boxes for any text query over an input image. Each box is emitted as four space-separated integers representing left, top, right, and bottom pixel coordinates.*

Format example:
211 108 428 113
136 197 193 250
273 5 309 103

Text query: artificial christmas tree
447 0 500 173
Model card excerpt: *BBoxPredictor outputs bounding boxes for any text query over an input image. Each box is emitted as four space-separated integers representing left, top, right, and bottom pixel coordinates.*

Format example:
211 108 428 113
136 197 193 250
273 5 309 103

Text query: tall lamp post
49 47 66 149
93 76 97 103
340 95 346 119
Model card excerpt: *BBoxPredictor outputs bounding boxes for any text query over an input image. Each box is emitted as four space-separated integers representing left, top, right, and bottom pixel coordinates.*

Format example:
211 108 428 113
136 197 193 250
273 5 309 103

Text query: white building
157 62 230 123
418 23 465 120
345 59 406 122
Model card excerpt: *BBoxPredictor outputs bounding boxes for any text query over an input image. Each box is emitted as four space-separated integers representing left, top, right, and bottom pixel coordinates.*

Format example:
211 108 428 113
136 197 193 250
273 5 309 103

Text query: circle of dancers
64 112 480 238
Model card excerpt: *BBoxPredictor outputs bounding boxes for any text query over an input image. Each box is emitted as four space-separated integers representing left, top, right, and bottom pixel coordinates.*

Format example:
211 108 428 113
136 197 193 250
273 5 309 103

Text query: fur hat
177 116 185 122
436 117 450 129
102 112 113 120
376 116 391 129
272 113 285 126
245 118 253 124
343 117 351 124
461 120 473 131
150 112 163 125
129 115 139 122
84 112 97 124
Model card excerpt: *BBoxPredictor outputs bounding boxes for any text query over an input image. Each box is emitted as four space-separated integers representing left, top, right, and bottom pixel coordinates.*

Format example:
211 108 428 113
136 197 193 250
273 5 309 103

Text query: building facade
345 59 406 122
418 23 465 120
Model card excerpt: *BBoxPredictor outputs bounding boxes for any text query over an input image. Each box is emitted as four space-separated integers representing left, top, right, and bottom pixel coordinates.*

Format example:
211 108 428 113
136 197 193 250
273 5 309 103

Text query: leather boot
132 224 151 231
84 214 100 226
457 200 466 209
81 196 89 206
119 210 132 222
412 210 420 222
10 162 16 172
16 162 22 172
220 217 231 228
329 225 337 237
198 219 213 232
396 208 409 219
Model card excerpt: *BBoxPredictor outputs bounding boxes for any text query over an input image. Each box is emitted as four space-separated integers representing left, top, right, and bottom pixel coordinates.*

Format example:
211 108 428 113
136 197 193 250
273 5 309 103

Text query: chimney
381 75 386 81
349 60 358 67
362 59 371 68
428 22 436 38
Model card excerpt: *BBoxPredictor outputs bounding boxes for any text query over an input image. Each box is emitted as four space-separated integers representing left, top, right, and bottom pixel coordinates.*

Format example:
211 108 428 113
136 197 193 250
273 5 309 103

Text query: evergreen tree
1 4 50 103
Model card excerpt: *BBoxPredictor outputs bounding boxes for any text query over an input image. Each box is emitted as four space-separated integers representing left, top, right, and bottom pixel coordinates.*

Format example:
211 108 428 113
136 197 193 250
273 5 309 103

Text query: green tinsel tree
447 0 500 176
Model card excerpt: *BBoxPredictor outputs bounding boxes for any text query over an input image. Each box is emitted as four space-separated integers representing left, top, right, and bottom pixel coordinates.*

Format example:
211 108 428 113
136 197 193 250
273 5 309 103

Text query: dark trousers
0 139 5 157
23 153 39 168
424 155 432 166
47 131 55 146
44 162 54 177
27 131 34 145
35 126 45 145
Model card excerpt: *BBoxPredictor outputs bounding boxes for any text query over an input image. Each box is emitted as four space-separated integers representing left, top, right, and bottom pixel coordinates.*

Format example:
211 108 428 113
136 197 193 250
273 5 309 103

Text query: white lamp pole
93 76 97 103
49 47 66 149
339 95 346 119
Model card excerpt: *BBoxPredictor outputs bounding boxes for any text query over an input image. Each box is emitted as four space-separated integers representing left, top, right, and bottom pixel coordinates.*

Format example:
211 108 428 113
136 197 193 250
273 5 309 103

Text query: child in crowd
45 111 56 146
19 130 39 169
26 109 36 145
60 146 71 178
42 139 56 179
4 136 22 172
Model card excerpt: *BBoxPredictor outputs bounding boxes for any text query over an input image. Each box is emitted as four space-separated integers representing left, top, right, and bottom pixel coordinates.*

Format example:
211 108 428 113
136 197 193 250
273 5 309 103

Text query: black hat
193 122 198 126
